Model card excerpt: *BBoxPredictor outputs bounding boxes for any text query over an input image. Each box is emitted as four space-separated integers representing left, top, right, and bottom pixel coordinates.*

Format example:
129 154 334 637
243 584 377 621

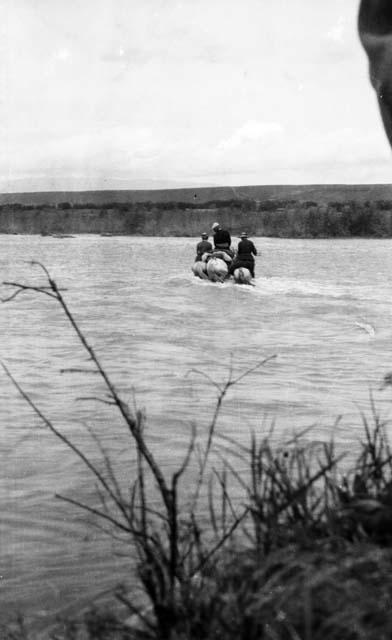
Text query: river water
1 235 392 627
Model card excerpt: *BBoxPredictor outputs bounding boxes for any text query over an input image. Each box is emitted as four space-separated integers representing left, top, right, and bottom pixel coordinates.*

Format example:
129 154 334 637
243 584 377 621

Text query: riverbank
2 197 392 237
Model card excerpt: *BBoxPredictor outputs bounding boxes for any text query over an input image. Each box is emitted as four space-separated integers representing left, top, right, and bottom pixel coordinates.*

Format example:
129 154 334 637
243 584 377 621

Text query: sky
1 0 391 192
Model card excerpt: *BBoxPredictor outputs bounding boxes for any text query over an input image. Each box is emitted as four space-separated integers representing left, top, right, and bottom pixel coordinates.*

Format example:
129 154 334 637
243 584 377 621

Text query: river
1 235 392 628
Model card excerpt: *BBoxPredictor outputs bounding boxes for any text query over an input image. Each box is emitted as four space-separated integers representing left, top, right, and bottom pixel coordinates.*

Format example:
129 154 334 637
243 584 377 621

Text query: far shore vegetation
3 264 392 639
2 198 392 237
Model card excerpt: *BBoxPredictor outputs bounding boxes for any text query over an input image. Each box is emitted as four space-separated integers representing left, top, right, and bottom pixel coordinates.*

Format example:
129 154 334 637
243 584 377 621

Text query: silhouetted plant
1 263 275 638
3 266 392 639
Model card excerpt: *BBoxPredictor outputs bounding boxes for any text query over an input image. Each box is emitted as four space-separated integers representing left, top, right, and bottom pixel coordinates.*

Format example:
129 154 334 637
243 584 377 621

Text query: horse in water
192 252 229 283
206 256 229 282
192 260 209 280
233 267 254 286
359 0 392 145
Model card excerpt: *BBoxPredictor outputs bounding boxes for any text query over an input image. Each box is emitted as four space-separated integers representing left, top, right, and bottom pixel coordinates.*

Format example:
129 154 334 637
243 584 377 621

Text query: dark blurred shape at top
359 0 392 146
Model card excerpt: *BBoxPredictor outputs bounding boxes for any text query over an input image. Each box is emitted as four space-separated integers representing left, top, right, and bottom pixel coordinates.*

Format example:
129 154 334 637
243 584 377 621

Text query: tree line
2 198 392 237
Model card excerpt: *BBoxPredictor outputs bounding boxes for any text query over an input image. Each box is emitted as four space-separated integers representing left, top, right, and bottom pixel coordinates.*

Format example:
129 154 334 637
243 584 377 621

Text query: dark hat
240 231 248 238
201 232 208 238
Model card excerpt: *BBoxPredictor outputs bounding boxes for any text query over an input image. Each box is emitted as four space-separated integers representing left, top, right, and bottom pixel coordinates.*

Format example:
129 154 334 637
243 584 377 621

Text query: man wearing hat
211 222 232 250
228 232 258 278
195 232 213 262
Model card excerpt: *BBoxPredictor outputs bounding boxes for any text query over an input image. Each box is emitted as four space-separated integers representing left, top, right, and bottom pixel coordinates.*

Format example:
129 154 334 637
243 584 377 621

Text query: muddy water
1 235 392 626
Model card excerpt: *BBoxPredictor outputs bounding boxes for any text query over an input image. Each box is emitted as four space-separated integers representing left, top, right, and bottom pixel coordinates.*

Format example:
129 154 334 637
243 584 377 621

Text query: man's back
213 228 231 247
197 239 213 256
237 238 257 258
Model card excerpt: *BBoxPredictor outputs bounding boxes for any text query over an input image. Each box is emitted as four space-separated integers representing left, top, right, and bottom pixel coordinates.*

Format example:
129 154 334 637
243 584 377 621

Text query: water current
1 234 392 627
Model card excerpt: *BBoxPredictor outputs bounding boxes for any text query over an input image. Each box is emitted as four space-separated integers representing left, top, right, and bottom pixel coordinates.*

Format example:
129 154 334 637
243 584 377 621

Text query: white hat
211 222 220 230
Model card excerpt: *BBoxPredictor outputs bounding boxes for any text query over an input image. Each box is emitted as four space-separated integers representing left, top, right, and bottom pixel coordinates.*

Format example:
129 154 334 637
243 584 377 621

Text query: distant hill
1 184 392 207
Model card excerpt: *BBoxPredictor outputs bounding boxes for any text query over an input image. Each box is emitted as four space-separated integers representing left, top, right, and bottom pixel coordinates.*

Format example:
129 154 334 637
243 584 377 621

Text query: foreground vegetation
2 265 392 639
2 198 392 237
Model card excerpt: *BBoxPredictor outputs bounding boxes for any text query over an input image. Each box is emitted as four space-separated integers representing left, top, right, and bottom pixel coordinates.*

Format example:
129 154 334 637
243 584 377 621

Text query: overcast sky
1 0 391 192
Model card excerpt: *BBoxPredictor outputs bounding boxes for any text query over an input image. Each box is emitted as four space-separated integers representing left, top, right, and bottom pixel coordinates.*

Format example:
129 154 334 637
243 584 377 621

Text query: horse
206 256 229 282
233 267 254 286
192 260 209 279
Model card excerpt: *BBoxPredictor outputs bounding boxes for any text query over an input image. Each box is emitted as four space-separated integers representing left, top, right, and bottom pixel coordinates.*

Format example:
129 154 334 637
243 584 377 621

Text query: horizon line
1 182 392 197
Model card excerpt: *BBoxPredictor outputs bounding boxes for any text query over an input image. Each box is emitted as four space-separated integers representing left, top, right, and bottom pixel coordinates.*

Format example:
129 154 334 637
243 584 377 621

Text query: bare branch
185 368 223 393
192 507 250 576
172 422 197 489
212 465 241 522
4 263 173 512
29 260 52 280
189 356 277 520
55 494 132 534
76 396 116 405
115 587 156 634
60 368 100 375
55 494 165 553
1 361 131 525
84 422 127 510
229 355 277 387
1 282 58 301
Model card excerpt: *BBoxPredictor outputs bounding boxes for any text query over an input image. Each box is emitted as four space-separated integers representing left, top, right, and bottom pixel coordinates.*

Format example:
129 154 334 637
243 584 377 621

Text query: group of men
195 222 257 278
